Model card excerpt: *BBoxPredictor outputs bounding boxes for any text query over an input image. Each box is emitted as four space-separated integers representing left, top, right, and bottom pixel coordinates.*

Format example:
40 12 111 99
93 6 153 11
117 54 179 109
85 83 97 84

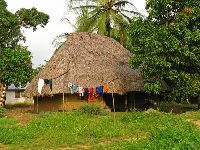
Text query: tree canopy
68 0 142 43
0 0 49 85
0 46 33 85
128 0 200 99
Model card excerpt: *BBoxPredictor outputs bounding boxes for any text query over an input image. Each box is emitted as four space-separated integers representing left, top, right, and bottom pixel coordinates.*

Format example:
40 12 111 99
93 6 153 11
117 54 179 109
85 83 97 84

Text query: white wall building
6 83 33 104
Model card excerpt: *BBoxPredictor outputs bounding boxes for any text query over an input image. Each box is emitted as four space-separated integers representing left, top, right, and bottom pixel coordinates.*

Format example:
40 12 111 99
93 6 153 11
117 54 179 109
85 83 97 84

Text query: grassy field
0 107 200 149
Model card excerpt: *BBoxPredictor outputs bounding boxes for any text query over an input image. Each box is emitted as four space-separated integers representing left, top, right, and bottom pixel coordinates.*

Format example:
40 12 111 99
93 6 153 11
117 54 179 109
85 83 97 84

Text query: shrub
0 106 6 118
76 103 109 115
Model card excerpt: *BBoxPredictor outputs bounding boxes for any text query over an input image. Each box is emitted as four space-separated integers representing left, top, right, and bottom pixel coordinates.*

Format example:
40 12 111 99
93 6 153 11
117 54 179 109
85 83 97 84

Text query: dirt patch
0 143 7 150
192 120 200 129
58 135 148 150
4 106 36 125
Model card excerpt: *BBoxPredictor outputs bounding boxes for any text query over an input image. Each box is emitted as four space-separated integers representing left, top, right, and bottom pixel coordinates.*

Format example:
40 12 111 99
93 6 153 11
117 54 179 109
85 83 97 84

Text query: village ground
1 103 200 149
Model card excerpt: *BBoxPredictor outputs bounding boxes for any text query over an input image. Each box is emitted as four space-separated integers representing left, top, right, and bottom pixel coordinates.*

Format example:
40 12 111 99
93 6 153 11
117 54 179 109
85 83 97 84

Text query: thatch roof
24 32 144 97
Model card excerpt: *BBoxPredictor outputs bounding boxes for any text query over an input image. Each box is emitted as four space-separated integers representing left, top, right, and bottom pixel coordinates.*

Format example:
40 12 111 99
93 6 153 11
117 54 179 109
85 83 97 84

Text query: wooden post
112 92 115 113
125 94 128 112
63 90 65 113
112 91 116 126
133 93 136 109
36 95 39 113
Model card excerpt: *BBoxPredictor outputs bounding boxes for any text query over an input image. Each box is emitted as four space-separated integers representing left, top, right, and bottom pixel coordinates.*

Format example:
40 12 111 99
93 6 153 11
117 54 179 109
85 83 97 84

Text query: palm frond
121 9 144 18
110 9 128 27
67 0 142 43
114 0 137 10
87 10 103 32
72 5 99 10
61 17 77 30
118 12 132 22
96 12 107 35
52 33 69 52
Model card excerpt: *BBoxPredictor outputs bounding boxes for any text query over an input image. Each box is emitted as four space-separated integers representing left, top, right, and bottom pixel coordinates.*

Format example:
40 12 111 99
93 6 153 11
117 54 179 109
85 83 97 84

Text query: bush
0 106 6 118
76 103 109 115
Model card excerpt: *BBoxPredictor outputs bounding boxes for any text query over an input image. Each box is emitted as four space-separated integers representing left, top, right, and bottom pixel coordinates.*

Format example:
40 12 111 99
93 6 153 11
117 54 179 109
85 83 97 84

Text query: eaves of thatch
24 32 144 97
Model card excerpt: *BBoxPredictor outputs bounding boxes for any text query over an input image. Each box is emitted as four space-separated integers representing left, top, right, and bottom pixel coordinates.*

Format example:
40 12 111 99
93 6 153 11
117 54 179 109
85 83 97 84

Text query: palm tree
68 0 142 43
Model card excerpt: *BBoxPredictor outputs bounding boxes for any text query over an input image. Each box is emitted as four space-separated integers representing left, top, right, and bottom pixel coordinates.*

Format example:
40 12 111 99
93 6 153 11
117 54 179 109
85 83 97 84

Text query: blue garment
96 86 103 96
72 85 77 92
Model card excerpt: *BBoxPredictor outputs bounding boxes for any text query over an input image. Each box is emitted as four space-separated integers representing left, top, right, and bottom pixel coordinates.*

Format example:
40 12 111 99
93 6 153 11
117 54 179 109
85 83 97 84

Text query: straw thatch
24 32 144 97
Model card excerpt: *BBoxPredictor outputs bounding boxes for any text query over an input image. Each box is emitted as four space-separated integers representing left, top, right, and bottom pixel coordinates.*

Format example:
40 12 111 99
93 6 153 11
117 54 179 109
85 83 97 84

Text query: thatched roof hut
24 32 143 98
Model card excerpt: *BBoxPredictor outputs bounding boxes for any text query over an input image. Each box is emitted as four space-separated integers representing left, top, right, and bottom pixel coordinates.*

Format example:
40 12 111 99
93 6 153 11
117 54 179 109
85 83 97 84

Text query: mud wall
34 93 106 112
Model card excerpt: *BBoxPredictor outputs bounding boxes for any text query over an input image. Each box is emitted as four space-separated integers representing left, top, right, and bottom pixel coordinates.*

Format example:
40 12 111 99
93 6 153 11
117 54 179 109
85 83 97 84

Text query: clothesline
38 76 118 94
36 77 118 114
38 78 111 101
66 82 109 101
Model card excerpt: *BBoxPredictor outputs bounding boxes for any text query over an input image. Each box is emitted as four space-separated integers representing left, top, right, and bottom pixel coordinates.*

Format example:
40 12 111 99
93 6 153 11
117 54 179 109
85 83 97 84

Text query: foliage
1 110 200 149
68 0 142 43
156 101 197 113
105 111 200 149
15 7 49 31
0 106 6 118
127 0 200 99
0 0 49 49
0 46 33 85
75 103 109 115
0 0 49 85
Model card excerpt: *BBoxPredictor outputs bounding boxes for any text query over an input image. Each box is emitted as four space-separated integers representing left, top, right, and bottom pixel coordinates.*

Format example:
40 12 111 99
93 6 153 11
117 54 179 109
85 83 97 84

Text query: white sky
5 0 147 68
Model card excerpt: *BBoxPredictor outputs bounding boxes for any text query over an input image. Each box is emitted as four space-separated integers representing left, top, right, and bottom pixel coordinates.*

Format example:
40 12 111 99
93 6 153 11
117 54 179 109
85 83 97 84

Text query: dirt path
4 106 36 125
0 143 7 150
192 120 200 129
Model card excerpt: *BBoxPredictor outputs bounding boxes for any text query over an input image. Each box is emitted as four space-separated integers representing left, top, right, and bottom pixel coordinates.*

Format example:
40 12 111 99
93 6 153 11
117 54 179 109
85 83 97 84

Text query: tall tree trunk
119 29 125 44
106 18 111 37
0 83 6 107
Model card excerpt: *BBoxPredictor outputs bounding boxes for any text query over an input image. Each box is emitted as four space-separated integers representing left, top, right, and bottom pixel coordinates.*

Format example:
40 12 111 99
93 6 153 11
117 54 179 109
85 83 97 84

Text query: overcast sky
5 0 147 68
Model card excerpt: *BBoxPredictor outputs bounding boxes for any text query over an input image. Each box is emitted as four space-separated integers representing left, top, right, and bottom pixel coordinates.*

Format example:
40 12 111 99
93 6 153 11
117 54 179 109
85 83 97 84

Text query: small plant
76 103 109 115
0 106 6 118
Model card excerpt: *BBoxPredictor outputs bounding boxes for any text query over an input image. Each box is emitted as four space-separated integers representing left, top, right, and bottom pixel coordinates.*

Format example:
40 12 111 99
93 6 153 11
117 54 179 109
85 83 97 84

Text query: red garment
88 87 94 102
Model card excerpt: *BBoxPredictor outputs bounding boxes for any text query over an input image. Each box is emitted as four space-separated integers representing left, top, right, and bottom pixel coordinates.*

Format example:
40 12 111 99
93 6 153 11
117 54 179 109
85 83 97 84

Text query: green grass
0 118 18 126
5 103 32 109
0 110 200 149
0 106 6 118
178 110 200 120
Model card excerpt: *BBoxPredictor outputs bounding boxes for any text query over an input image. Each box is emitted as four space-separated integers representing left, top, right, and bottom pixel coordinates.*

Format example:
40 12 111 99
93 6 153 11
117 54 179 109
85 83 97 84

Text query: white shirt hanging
68 82 73 94
78 86 84 97
38 78 44 95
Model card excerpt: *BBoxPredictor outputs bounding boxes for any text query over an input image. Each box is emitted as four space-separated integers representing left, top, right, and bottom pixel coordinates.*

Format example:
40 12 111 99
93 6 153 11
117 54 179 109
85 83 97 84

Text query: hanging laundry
93 87 98 97
38 78 44 94
78 86 85 100
103 83 109 93
96 86 103 96
88 87 94 102
44 79 49 84
44 79 53 91
84 88 88 96
78 86 84 97
68 82 73 93
72 85 77 92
